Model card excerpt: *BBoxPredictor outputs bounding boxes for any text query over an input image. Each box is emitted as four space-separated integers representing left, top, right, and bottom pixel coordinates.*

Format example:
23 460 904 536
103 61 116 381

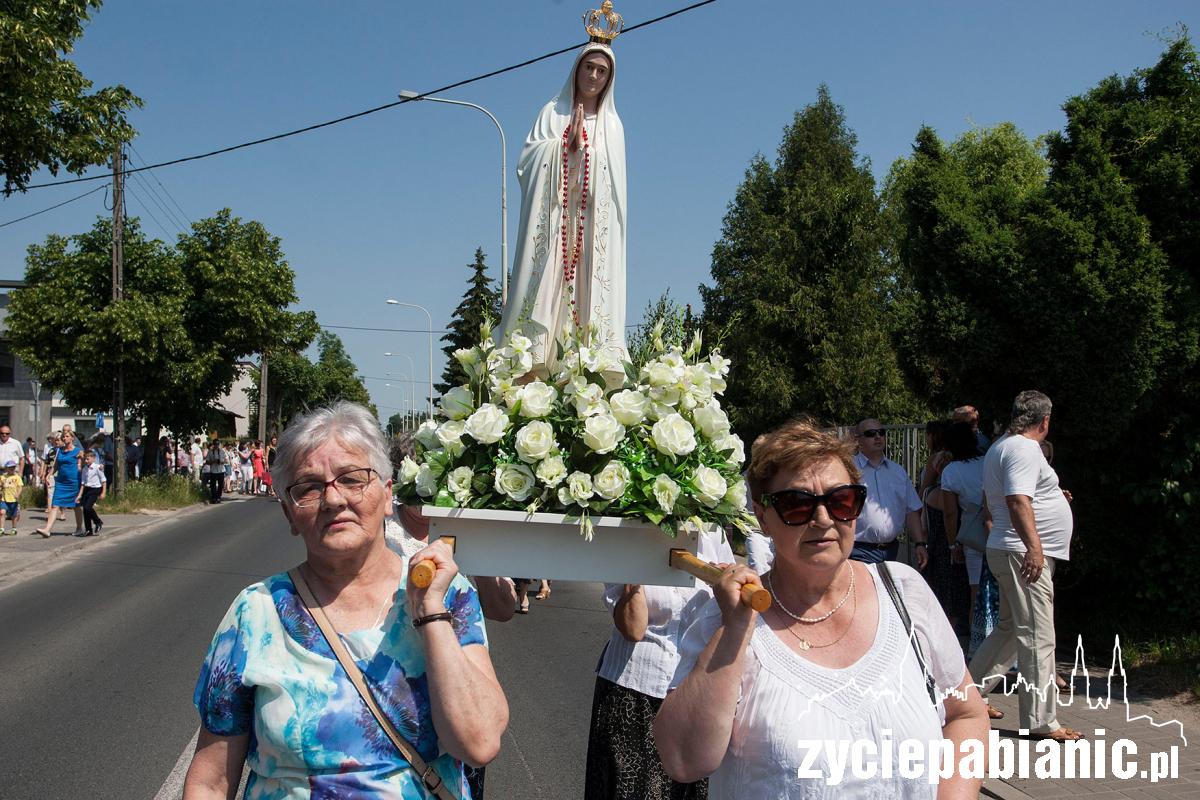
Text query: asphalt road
0 497 613 799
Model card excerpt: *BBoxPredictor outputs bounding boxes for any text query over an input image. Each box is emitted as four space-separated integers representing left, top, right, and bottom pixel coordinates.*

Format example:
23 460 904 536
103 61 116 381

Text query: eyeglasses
286 467 378 508
0 431 9 436
857 428 886 438
760 484 867 526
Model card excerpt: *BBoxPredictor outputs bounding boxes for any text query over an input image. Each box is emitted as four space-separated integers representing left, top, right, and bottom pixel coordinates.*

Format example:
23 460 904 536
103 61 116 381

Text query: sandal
1032 727 1084 742
516 599 529 614
987 705 1005 720
535 588 551 601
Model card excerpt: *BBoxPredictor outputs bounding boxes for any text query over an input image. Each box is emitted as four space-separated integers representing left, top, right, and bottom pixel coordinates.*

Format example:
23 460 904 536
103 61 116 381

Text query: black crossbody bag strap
877 562 939 706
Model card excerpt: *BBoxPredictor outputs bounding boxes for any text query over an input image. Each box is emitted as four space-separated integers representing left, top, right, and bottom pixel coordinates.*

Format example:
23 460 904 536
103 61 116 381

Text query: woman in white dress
499 39 627 382
655 419 988 799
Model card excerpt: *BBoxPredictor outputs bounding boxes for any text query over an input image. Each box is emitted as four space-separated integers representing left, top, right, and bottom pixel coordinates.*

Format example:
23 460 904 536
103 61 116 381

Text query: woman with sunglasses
185 401 508 799
655 419 987 799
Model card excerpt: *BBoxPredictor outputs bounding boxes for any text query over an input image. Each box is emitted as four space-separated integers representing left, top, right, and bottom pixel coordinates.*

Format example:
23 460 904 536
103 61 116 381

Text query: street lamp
385 300 435 418
399 89 508 307
384 381 411 430
384 353 418 427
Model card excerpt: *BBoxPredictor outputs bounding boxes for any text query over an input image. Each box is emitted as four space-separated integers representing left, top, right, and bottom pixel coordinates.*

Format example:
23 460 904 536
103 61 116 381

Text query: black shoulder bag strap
877 561 939 706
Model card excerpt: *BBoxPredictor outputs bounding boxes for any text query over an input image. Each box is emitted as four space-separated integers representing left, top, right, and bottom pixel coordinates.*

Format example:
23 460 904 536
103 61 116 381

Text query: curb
981 778 1038 800
0 500 219 586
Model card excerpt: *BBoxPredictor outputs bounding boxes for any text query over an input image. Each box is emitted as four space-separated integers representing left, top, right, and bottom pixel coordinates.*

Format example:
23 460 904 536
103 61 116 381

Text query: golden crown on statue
583 1 624 44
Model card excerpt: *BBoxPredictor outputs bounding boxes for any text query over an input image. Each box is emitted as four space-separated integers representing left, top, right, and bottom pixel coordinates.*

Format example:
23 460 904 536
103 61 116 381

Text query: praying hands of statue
569 103 585 153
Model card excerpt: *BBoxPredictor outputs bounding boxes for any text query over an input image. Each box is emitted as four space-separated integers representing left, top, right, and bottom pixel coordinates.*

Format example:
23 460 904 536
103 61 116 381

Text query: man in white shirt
971 390 1079 741
851 418 927 568
0 426 26 473
190 437 205 483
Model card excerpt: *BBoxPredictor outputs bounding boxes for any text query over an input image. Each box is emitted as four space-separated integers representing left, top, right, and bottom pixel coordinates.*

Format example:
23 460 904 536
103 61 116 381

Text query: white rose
536 455 568 487
518 381 557 418
514 420 556 463
693 466 729 508
692 402 731 440
714 433 745 464
609 390 649 426
486 348 510 378
439 386 474 420
661 350 686 370
414 419 441 450
566 471 594 503
578 346 602 373
447 466 474 504
435 419 465 448
494 462 536 502
646 401 675 422
725 480 748 510
651 413 697 457
464 403 511 444
582 414 625 454
709 351 731 376
415 464 438 497
512 348 534 375
557 486 576 508
653 474 680 514
398 456 420 485
594 461 630 500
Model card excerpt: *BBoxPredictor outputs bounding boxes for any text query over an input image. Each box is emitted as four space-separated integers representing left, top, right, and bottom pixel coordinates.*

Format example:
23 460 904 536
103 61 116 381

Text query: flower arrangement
395 321 757 540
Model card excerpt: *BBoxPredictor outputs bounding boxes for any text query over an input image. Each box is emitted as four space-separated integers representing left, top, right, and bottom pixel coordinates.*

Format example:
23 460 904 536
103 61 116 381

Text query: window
0 341 13 386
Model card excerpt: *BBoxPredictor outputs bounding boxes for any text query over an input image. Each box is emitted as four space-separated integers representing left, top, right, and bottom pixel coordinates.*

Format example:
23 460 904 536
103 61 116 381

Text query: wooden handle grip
668 549 772 612
409 536 456 589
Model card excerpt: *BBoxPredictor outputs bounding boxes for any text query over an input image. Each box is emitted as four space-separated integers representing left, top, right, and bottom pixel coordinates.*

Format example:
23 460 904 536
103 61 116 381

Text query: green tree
626 291 698 369
246 332 376 435
7 211 316 468
700 86 920 442
1 1 142 194
436 248 501 395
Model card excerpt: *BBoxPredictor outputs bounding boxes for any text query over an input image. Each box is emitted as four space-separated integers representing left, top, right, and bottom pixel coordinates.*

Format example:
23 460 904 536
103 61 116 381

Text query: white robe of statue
499 43 627 380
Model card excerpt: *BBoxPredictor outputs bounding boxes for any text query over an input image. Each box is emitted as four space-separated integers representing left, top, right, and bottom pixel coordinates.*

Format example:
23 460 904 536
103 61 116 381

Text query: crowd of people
0 423 286 536
182 390 1078 799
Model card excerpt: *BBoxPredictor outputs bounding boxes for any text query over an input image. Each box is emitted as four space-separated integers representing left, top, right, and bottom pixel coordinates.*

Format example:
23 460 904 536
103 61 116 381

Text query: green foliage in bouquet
394 320 757 540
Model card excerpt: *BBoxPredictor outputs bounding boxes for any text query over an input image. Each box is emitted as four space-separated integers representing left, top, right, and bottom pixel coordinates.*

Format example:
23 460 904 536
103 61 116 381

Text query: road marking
155 727 248 800
154 727 197 800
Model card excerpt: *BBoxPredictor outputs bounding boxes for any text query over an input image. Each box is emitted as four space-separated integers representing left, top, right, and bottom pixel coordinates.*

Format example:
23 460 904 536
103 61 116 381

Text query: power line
19 1 717 190
0 183 111 229
129 143 192 226
128 167 187 234
323 324 450 335
124 182 175 239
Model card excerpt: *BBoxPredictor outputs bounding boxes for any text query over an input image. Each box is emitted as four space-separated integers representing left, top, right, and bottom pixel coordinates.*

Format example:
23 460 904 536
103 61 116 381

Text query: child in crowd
75 449 106 536
1 459 23 535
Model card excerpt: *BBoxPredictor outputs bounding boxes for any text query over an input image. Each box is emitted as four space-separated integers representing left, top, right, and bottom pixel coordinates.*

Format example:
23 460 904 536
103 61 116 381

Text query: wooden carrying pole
409 536 456 589
669 549 772 611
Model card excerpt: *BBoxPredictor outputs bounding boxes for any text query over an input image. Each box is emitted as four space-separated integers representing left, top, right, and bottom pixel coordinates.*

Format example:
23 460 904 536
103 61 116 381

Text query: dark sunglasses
760 484 867 526
857 428 886 438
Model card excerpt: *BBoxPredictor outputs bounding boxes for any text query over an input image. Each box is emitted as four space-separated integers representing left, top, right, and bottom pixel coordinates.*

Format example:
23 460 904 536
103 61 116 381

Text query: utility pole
112 144 127 494
257 353 269 443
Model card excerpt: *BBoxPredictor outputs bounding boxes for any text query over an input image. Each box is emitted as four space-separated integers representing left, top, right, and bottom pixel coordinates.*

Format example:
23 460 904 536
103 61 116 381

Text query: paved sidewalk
981 661 1197 799
0 495 256 586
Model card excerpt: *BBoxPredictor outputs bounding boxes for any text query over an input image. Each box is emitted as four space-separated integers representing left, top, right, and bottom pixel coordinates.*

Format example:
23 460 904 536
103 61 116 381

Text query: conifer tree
435 248 502 395
700 86 919 441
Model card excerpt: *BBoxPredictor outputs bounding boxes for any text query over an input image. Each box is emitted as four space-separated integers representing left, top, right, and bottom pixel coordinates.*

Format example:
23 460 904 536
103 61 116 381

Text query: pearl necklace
766 561 855 623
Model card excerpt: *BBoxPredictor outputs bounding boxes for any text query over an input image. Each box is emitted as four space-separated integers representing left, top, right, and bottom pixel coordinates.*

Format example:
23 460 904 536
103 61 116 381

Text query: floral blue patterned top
193 562 487 799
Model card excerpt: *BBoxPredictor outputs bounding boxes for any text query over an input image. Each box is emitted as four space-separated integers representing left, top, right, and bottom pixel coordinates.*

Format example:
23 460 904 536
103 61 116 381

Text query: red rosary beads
560 122 590 327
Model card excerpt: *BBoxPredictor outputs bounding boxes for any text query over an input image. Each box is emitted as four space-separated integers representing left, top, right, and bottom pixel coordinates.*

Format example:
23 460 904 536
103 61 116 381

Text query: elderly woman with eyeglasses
184 401 508 799
654 419 987 799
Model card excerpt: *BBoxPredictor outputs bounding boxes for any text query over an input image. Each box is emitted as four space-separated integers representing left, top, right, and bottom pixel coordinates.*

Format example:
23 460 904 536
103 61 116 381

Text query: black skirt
584 676 707 800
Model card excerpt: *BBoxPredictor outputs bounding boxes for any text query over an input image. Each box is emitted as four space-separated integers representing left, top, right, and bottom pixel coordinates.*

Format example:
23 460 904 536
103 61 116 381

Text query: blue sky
2 1 1195 421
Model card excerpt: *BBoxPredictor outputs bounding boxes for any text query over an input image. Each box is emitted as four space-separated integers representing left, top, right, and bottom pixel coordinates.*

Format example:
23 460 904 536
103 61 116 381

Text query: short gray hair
1008 390 1052 435
272 401 392 505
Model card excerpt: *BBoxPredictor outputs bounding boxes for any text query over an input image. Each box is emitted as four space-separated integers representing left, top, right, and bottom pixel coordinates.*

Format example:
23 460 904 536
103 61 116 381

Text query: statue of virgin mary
498 32 627 383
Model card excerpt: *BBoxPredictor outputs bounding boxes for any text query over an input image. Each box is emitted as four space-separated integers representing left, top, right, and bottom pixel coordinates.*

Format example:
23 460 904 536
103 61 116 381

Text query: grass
1119 634 1200 704
18 474 205 515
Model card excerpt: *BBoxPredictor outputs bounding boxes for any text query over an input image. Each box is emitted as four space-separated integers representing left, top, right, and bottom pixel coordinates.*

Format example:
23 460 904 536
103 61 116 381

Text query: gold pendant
797 638 811 651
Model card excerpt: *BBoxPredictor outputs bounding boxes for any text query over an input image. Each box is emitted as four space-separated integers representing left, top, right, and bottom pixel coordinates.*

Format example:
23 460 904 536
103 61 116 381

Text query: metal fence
829 423 930 479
